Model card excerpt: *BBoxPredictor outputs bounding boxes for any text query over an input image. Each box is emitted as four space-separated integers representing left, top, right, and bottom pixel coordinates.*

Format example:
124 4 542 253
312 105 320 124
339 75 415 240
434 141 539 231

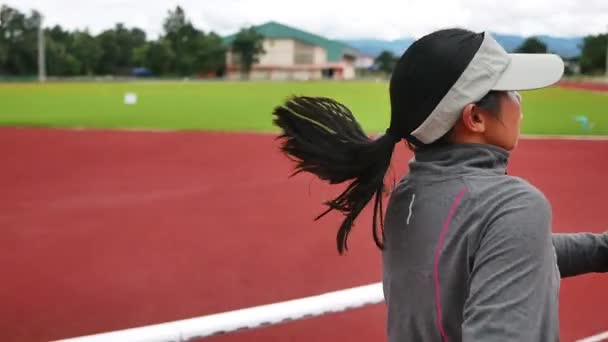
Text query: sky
6 0 608 40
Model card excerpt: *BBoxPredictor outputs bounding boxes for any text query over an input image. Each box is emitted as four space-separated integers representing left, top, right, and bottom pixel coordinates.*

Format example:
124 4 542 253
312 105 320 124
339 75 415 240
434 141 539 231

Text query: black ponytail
272 96 399 254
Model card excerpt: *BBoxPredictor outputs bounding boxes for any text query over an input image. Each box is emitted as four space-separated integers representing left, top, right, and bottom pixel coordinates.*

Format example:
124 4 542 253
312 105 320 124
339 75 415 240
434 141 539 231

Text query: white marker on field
124 92 138 105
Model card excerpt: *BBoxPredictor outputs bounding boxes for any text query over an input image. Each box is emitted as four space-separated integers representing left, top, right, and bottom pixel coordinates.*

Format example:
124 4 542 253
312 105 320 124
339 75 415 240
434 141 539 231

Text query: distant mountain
534 35 583 58
342 34 583 59
490 34 525 52
492 33 583 58
340 38 414 57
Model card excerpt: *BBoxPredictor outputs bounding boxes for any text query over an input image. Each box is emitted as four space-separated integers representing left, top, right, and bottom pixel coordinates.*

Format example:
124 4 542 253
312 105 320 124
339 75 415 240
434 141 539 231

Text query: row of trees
514 36 608 74
374 35 608 75
0 5 265 77
1 4 606 77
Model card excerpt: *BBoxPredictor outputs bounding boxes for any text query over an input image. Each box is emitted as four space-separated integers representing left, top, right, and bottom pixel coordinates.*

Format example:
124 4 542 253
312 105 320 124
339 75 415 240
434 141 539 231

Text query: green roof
223 21 359 62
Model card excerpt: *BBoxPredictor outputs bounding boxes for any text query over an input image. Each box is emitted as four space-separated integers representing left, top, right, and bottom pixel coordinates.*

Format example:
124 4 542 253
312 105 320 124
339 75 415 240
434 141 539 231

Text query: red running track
559 80 608 93
1 127 607 342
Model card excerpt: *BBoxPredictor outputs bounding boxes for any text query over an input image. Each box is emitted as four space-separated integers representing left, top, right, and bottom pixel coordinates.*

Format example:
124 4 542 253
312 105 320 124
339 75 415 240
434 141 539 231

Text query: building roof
223 21 359 62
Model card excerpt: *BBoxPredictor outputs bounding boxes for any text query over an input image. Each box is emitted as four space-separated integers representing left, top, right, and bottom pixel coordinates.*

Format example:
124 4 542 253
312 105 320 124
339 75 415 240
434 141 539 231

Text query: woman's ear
460 103 486 134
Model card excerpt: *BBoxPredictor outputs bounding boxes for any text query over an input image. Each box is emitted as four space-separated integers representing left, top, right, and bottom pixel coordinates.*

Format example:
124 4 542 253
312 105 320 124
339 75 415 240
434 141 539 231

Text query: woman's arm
552 232 608 278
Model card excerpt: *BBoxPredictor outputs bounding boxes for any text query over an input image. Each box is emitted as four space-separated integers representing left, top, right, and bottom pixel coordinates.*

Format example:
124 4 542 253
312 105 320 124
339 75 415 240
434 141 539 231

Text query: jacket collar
409 143 509 178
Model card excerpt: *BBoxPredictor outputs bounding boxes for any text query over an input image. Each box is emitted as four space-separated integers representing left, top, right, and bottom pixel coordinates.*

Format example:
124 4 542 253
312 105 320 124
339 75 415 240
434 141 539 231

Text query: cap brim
491 53 564 91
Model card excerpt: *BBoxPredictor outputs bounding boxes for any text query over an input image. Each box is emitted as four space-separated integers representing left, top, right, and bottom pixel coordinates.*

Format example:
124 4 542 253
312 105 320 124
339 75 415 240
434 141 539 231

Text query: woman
272 28 607 341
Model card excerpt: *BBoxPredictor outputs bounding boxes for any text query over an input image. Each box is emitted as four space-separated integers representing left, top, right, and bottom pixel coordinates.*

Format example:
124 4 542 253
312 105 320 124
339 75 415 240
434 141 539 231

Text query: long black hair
272 96 398 254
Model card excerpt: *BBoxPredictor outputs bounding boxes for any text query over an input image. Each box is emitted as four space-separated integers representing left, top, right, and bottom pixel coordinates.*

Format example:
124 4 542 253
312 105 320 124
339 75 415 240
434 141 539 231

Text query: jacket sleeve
552 232 608 278
462 195 558 341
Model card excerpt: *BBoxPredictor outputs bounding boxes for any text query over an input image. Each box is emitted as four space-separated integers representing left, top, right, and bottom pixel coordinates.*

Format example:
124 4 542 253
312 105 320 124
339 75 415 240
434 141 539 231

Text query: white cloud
5 0 608 40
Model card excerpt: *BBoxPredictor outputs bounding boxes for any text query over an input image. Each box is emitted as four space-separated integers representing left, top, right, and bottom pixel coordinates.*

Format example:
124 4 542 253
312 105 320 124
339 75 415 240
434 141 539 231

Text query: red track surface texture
1 128 607 342
559 80 608 93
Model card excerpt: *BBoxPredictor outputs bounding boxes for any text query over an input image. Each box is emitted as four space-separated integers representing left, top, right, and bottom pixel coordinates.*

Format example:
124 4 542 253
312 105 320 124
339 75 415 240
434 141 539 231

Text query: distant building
564 59 581 75
223 21 360 80
355 55 376 70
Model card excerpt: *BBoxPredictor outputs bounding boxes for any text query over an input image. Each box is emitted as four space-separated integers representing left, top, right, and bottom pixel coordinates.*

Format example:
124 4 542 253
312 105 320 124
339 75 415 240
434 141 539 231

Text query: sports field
1 81 608 342
1 81 607 135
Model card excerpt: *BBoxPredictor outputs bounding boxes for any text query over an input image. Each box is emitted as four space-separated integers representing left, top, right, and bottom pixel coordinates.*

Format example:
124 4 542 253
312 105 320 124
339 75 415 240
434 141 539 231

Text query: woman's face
482 91 523 151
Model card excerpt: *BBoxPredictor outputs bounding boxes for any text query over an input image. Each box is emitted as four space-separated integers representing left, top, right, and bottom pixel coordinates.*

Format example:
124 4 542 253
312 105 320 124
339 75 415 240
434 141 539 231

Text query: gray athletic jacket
382 143 607 342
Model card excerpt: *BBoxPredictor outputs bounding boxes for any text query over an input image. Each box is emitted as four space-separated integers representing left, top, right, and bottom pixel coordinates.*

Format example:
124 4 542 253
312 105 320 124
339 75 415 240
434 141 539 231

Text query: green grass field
0 81 606 135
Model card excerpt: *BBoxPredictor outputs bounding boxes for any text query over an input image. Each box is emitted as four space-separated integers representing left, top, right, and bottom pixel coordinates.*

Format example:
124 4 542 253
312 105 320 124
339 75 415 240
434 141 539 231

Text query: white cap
410 33 564 144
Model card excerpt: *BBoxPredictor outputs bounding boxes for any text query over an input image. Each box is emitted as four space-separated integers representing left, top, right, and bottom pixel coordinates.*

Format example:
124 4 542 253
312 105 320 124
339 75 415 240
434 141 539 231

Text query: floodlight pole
605 24 608 78
38 14 46 82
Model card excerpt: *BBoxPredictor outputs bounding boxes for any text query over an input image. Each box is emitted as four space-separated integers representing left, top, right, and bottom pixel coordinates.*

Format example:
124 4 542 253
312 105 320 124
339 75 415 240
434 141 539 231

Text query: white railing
54 282 385 342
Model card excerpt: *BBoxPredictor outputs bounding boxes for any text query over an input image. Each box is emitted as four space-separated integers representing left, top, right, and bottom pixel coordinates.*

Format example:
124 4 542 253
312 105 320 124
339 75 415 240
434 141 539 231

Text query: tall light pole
605 24 608 78
37 14 46 82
